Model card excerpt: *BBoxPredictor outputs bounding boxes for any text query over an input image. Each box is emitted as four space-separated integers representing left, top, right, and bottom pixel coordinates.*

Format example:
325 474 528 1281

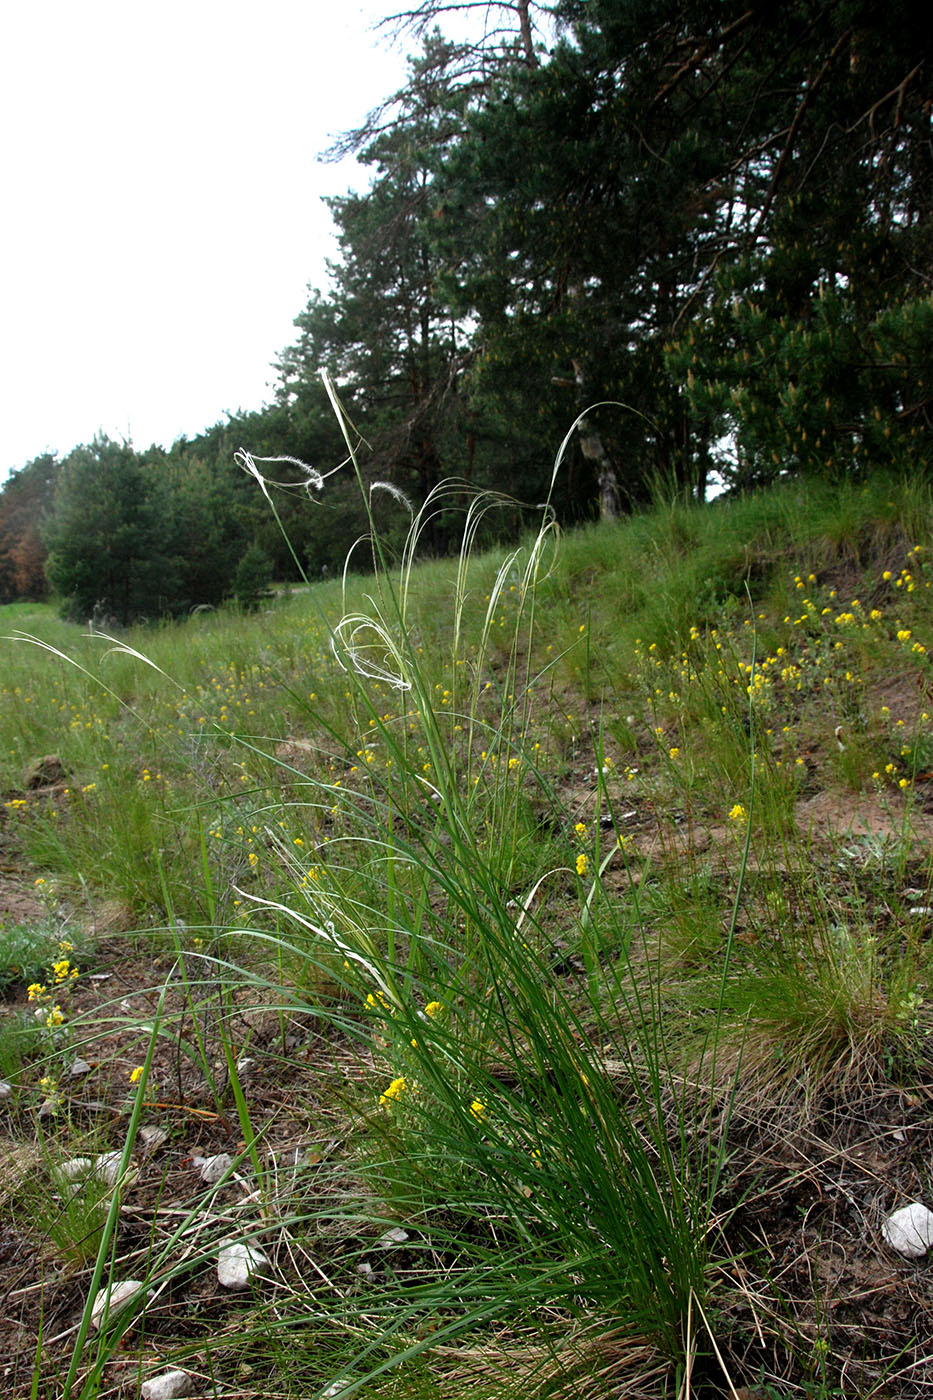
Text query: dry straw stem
429 1325 668 1400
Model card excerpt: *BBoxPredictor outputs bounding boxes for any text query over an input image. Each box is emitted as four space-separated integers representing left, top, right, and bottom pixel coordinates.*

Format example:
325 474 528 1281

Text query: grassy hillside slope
1 471 932 1398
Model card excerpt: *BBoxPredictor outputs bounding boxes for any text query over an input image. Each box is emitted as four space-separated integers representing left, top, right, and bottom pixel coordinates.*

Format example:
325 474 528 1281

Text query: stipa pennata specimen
234 449 329 499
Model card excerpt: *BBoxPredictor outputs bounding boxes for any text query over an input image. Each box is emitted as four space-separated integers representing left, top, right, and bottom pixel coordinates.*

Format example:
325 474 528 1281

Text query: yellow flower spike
380 1075 406 1106
728 803 747 822
575 852 588 876
424 1001 443 1018
469 1099 486 1122
129 1066 145 1083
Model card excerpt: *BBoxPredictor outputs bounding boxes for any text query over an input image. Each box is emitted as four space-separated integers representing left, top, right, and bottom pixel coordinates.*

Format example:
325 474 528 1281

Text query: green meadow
1 467 932 1398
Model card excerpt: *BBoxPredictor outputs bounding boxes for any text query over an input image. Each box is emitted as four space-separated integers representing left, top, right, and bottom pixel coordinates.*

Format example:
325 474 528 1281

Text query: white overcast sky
0 0 413 482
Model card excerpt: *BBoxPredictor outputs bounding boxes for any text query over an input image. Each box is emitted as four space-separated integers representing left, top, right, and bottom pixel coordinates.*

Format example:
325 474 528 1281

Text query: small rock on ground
217 1240 268 1289
141 1371 193 1400
90 1279 152 1329
139 1124 169 1152
94 1151 124 1187
55 1157 93 1186
197 1151 233 1184
882 1201 933 1257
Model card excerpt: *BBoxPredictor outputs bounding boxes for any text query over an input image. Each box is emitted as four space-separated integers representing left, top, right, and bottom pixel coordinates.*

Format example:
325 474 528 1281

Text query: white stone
0 1080 12 1097
197 1152 234 1184
90 1279 152 1329
94 1152 123 1187
94 1151 137 1189
236 1056 256 1076
141 1371 192 1400
217 1240 267 1289
882 1201 933 1257
54 1157 93 1188
377 1227 409 1247
139 1125 168 1151
69 1057 92 1077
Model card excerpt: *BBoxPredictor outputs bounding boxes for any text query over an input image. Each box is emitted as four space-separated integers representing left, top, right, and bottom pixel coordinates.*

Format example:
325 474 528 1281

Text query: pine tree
44 438 183 625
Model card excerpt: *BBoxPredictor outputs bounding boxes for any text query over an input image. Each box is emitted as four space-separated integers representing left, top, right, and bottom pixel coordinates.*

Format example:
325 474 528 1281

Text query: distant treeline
2 0 930 622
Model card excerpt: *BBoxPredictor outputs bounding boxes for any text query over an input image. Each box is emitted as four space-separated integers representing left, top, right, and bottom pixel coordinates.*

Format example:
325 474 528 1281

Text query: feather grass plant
179 376 745 1395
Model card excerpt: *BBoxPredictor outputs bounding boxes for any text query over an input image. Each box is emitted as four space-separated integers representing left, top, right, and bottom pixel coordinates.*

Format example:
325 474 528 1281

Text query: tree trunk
516 0 537 68
570 357 621 520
